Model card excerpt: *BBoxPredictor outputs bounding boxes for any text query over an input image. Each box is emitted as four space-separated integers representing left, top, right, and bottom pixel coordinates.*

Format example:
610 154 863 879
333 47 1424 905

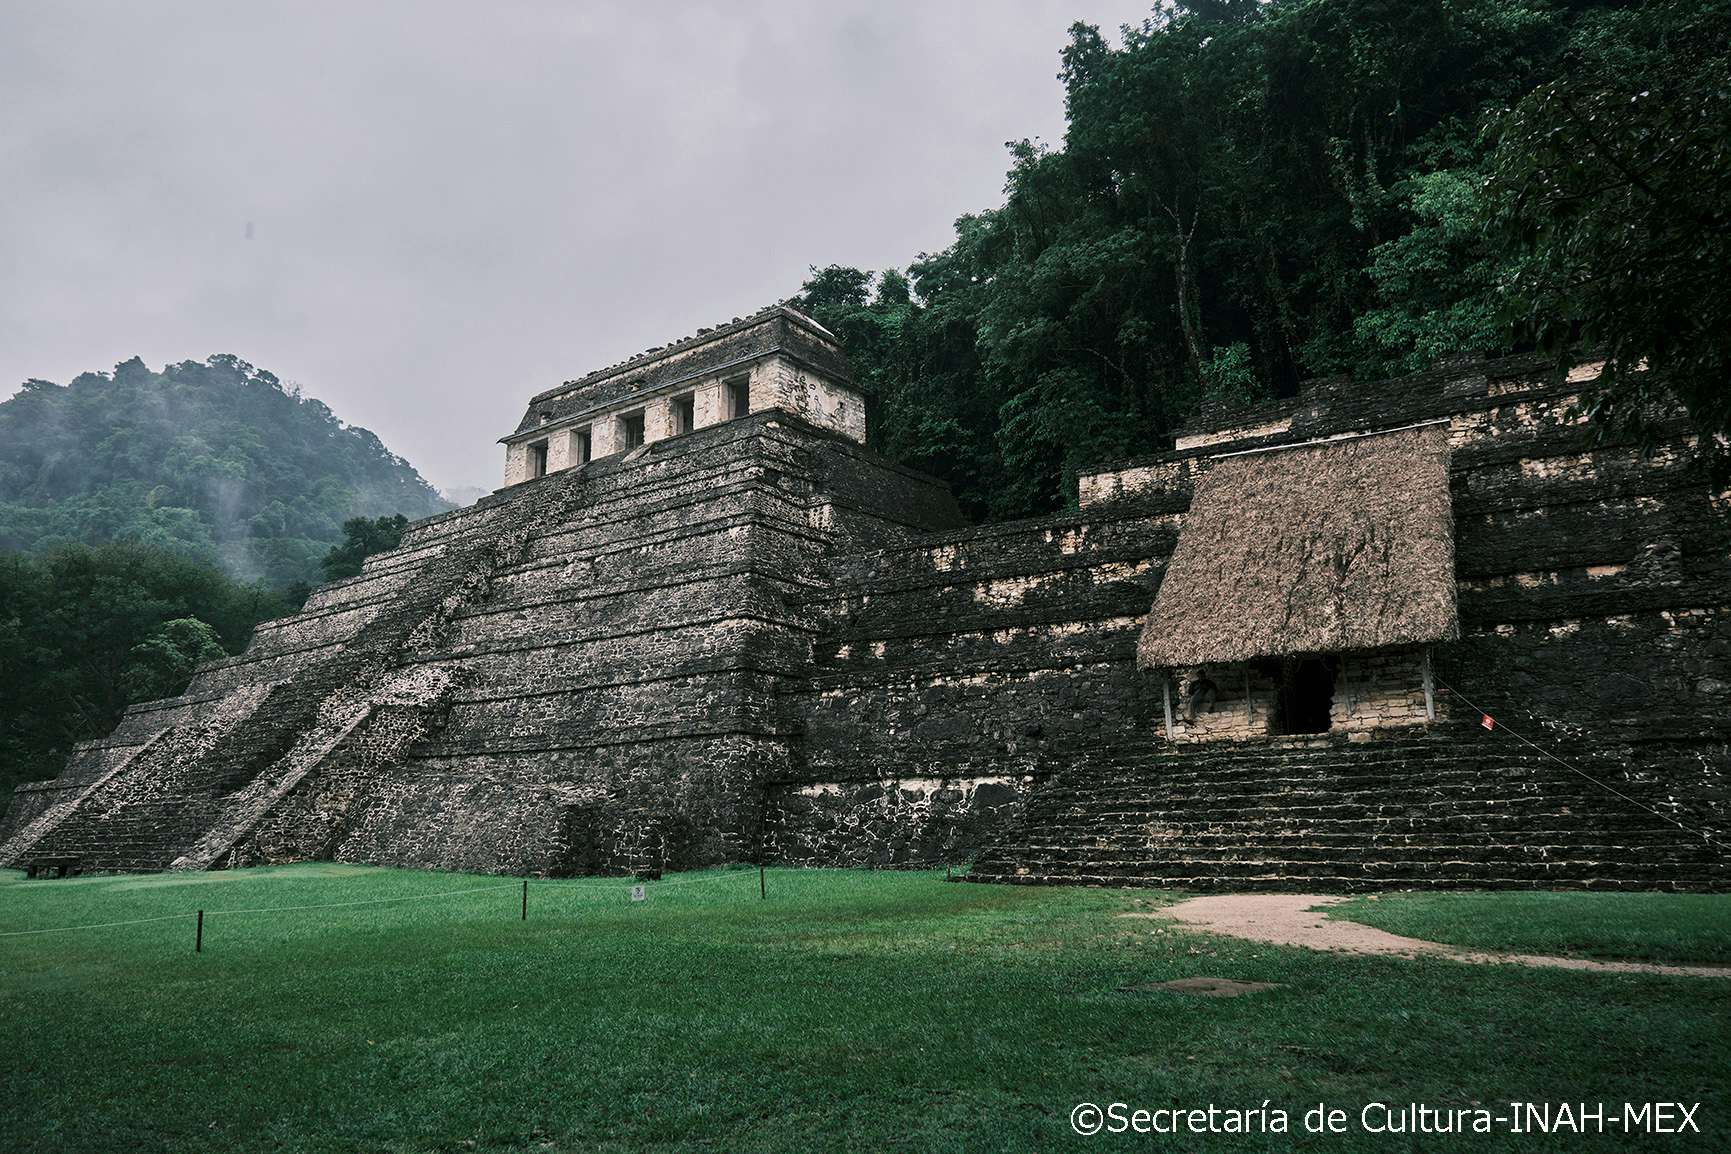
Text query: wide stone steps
169 701 377 871
985 870 1703 892
968 731 1727 890
1008 759 1599 797
0 729 174 867
12 480 564 874
1030 791 1663 821
1024 772 1672 810
14 681 309 872
1002 859 1707 886
1027 812 1684 836
1005 835 1705 862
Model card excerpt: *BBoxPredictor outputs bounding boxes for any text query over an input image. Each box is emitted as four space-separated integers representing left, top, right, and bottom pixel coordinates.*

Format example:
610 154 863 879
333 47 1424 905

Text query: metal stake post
1422 648 1436 722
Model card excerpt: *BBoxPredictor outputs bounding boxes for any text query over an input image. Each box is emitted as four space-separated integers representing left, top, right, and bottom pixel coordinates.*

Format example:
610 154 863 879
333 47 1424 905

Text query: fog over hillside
0 1 1153 494
0 355 451 586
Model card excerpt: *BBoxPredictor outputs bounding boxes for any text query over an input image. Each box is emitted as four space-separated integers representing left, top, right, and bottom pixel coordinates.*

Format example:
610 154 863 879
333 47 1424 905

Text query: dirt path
1130 894 1731 978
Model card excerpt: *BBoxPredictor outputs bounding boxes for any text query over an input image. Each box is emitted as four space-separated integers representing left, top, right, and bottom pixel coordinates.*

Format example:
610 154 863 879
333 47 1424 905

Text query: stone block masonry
2 410 964 877
4 314 1728 889
501 306 866 486
960 356 1730 887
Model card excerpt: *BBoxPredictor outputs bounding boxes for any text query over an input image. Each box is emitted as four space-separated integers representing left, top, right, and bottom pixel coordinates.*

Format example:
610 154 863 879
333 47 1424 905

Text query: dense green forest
799 0 1730 520
0 354 450 587
0 515 420 812
0 545 304 810
0 359 446 808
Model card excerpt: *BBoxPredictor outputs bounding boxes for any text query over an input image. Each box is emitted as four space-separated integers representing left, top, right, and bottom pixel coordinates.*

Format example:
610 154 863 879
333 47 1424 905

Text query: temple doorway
1274 656 1336 734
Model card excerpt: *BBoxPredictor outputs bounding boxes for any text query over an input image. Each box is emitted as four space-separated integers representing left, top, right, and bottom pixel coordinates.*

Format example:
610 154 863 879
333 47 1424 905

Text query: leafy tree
0 355 449 586
1354 169 1511 376
0 544 294 811
320 514 410 582
122 617 227 702
791 2 1572 518
1488 0 1731 451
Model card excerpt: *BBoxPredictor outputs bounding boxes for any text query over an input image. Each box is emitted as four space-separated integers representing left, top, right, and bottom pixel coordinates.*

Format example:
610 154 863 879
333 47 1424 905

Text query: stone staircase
167 701 378 872
2 420 855 877
2 471 574 876
966 729 1729 890
0 727 175 867
0 681 285 872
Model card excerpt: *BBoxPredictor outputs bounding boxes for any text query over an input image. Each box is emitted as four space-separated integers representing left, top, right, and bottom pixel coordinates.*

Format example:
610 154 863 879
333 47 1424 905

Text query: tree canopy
0 355 450 587
321 514 411 582
799 0 1731 520
122 617 228 703
1489 0 1731 445
0 543 298 810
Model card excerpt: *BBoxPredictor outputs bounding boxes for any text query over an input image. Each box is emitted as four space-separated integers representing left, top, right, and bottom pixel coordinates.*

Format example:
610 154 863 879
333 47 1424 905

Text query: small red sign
1480 714 1496 731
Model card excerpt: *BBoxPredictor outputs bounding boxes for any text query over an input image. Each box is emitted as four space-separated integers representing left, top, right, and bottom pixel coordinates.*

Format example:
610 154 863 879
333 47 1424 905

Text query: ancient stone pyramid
4 313 1727 888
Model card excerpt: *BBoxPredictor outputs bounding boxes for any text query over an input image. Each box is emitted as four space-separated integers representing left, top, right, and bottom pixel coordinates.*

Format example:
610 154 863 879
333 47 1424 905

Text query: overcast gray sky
1 2 1153 492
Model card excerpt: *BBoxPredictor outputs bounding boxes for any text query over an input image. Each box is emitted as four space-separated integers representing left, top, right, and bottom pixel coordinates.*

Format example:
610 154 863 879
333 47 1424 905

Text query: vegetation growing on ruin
800 0 1731 521
1 866 1726 1152
319 513 412 582
0 354 449 587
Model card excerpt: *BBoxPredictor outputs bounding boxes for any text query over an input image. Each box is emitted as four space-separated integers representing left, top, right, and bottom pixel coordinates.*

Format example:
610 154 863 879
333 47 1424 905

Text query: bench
24 857 82 880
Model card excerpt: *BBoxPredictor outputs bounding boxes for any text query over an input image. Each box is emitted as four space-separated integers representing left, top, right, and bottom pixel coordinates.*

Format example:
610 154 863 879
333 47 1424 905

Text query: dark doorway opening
1274 656 1336 734
620 410 646 450
725 375 750 419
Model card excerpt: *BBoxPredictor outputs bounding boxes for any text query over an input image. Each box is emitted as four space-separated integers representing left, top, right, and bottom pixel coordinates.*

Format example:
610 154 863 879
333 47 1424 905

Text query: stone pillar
592 414 624 458
503 442 531 486
694 379 727 428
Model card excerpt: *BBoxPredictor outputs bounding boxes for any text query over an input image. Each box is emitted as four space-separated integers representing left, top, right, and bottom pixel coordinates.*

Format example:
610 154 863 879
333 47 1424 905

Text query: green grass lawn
1330 891 1731 965
2 866 1726 1153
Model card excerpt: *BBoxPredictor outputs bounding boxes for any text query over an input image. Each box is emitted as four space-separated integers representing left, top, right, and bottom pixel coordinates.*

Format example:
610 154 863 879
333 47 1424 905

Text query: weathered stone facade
501 308 866 486
2 310 1727 890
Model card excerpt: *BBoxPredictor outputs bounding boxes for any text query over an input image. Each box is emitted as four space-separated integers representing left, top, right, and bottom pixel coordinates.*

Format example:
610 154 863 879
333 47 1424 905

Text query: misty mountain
440 484 493 508
0 355 450 586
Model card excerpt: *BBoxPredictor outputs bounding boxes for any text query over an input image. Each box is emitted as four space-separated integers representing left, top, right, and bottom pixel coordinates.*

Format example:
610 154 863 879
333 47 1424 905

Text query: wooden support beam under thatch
1138 423 1459 668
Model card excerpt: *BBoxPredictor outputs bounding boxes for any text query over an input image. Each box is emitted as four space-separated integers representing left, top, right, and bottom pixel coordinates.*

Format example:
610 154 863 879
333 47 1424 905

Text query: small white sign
630 884 646 902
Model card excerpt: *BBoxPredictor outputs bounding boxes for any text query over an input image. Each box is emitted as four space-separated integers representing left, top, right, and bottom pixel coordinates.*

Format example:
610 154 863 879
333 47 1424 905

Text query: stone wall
766 775 1029 868
951 357 1730 886
1156 649 1434 742
763 503 1179 866
769 357 1729 883
0 412 963 877
1075 358 1730 756
1332 650 1436 732
4 350 1726 891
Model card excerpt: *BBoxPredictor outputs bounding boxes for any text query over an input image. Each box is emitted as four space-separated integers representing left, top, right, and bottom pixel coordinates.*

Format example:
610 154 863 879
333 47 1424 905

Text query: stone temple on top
500 307 866 484
3 303 1727 889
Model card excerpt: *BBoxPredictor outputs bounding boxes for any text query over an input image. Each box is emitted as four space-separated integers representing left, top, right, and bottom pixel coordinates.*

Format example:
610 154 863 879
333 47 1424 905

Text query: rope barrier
625 868 757 891
0 882 522 936
0 869 766 938
531 867 763 893
207 881 521 916
1434 677 1727 853
0 912 187 937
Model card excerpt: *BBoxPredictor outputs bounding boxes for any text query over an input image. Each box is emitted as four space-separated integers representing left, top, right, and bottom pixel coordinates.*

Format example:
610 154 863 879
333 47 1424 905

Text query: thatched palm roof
1138 423 1458 668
